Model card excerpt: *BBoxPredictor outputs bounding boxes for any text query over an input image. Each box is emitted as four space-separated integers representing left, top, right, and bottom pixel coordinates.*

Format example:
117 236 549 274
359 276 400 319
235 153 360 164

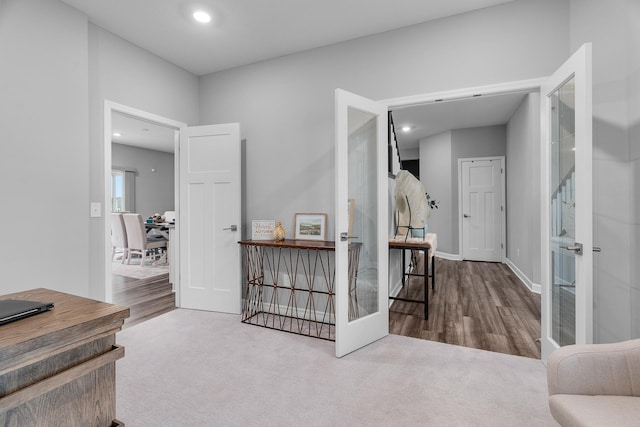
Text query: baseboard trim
505 257 541 294
435 252 462 261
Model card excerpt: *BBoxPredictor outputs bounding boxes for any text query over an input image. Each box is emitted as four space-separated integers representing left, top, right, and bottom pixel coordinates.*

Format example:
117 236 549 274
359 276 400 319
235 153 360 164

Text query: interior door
461 157 503 262
179 123 242 313
541 43 593 361
335 89 388 358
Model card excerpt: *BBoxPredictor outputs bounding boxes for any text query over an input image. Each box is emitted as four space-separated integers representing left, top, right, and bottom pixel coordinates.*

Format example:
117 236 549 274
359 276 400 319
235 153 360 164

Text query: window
111 170 125 212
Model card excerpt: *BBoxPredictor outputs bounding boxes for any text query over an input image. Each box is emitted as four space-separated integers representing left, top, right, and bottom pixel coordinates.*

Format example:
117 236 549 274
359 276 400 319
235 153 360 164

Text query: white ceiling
392 91 532 151
69 0 521 153
60 0 514 76
112 112 176 153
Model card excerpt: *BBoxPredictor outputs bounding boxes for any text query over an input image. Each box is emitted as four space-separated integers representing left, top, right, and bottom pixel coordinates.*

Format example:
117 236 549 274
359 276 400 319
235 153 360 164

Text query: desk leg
423 247 428 320
401 249 406 287
431 253 436 290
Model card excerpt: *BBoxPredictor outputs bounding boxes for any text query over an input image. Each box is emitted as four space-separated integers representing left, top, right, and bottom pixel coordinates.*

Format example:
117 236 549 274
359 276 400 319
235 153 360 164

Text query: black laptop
0 299 54 325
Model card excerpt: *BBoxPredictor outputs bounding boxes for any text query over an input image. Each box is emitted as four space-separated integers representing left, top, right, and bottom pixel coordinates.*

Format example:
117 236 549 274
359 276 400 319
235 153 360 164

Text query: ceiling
72 0 522 153
392 91 532 151
112 113 176 153
60 0 514 76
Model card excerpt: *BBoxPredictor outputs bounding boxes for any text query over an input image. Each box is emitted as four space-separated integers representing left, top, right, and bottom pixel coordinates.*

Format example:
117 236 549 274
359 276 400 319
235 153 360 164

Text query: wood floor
112 273 176 329
389 257 541 359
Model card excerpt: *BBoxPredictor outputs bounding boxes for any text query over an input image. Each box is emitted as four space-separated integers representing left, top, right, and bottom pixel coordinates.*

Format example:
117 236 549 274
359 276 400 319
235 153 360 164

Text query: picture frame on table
251 220 276 240
294 213 327 241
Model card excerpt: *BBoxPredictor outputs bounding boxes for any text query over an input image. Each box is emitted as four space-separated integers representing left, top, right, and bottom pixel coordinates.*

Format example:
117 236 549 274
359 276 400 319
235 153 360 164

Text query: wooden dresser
0 288 130 426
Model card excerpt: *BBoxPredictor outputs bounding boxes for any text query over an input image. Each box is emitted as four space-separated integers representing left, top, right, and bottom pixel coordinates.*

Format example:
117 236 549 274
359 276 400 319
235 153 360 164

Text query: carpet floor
116 309 556 426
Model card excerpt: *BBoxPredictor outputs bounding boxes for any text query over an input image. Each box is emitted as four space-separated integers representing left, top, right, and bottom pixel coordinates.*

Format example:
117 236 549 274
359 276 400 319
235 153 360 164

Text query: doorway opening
380 78 545 358
103 101 186 327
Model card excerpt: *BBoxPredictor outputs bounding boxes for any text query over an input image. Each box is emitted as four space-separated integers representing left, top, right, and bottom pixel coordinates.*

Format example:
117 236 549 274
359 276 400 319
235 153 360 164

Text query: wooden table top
238 239 362 251
0 288 129 351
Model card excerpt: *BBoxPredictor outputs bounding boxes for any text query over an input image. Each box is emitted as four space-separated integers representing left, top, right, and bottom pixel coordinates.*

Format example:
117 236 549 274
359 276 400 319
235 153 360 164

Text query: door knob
561 242 583 255
463 214 471 218
340 232 358 241
223 225 238 231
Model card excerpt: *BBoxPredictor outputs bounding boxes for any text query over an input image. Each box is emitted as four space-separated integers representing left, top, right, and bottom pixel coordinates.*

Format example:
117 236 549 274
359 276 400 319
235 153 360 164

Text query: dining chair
122 213 167 267
111 213 128 263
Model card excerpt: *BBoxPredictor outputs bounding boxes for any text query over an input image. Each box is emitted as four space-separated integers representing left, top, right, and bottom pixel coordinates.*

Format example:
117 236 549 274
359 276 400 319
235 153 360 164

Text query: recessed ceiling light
113 132 121 137
193 11 211 23
402 126 411 133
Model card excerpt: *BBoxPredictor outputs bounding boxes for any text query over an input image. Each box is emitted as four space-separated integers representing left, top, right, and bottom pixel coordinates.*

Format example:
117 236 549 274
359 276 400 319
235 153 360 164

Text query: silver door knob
561 242 583 255
340 232 358 241
223 225 238 231
463 214 471 218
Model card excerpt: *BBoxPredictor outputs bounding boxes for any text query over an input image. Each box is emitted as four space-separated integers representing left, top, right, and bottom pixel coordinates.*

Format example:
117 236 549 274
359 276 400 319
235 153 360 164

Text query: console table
238 239 361 341
0 288 129 426
388 233 437 319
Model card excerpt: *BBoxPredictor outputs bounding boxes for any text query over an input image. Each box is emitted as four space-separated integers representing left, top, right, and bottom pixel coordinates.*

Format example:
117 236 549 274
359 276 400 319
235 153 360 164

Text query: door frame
457 156 506 262
103 100 186 304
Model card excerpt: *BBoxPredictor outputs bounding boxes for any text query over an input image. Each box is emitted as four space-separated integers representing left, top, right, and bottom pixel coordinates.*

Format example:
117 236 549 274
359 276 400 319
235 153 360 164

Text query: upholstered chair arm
547 339 640 397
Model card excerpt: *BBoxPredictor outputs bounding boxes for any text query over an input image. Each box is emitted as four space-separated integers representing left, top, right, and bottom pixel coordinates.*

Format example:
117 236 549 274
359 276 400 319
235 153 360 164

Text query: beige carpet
111 261 169 280
116 309 556 426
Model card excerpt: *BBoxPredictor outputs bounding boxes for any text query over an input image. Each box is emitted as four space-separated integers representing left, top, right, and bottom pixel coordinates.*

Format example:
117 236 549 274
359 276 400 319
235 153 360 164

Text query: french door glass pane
550 77 576 346
347 107 378 321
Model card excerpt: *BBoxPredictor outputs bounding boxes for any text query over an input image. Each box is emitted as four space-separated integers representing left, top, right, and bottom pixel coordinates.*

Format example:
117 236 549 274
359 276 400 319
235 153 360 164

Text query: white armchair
547 339 640 426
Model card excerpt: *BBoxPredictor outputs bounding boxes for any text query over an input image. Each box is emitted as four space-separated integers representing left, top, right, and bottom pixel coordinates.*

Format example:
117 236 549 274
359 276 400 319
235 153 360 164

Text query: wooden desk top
0 288 129 369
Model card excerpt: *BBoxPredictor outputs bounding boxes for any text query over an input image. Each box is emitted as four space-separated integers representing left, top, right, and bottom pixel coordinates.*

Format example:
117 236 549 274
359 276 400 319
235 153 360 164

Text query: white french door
541 44 593 361
460 157 504 262
335 89 388 358
179 123 242 313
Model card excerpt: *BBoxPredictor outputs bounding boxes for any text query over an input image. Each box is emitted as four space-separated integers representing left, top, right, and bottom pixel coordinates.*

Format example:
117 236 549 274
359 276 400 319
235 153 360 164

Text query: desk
388 233 437 320
238 239 361 341
0 288 129 426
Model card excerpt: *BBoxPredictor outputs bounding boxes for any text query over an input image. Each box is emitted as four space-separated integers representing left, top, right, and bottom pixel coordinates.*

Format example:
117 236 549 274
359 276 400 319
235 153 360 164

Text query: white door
179 123 242 313
335 89 388 358
461 157 504 262
541 43 593 361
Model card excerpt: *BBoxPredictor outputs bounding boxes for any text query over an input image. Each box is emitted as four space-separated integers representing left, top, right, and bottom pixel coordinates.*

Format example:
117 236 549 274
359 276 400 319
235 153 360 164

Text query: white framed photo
294 213 327 241
251 220 275 240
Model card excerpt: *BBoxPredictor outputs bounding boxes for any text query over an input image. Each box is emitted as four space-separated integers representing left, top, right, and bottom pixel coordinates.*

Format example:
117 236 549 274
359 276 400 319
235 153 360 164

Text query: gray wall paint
506 93 541 285
420 132 453 253
419 127 506 255
630 0 640 340
112 144 175 219
88 24 199 300
450 126 507 253
568 0 640 342
198 0 570 241
0 0 90 296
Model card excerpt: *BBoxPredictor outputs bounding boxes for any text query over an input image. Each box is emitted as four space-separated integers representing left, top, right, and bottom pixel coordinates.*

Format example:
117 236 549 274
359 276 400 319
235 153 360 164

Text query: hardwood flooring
112 273 176 329
389 257 541 359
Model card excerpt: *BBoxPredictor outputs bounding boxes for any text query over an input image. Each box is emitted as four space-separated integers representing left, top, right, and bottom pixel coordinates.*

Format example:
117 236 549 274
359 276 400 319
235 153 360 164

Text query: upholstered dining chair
111 213 128 263
122 213 167 267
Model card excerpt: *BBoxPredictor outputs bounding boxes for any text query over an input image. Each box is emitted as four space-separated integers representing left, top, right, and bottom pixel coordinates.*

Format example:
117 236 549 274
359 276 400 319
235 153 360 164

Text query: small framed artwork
251 220 275 240
294 213 327 241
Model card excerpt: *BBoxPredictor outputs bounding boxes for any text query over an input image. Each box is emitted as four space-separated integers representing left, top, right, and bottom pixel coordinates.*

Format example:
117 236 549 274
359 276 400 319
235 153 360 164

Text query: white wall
629 0 640 340
198 0 570 242
87 24 199 300
0 0 90 296
420 132 453 253
111 144 175 219
418 126 506 255
506 93 541 286
569 0 637 342
450 126 507 253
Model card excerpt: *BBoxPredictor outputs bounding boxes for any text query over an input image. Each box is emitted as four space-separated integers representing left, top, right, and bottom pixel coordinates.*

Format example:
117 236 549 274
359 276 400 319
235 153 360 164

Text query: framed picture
251 220 275 240
294 213 327 241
